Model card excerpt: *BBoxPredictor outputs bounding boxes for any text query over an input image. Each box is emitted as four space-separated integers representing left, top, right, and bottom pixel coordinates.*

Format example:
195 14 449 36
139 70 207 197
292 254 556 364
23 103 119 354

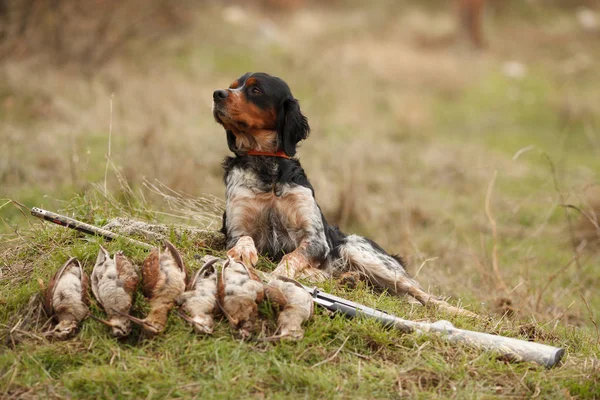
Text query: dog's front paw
227 236 258 267
297 267 330 283
273 251 309 279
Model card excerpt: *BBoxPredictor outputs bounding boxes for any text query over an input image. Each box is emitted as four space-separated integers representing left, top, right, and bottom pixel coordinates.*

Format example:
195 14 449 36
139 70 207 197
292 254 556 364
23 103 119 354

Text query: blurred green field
1 1 600 398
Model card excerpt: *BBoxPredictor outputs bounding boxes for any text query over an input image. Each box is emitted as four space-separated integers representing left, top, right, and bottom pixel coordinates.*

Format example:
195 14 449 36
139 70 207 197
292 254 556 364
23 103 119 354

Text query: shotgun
31 207 565 368
302 286 564 368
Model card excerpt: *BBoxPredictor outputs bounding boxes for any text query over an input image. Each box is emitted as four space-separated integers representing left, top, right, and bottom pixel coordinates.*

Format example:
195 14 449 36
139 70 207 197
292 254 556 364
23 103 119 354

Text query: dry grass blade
311 336 350 369
413 257 438 279
0 323 46 343
0 199 12 212
92 165 139 217
92 159 155 217
544 153 582 270
578 293 600 345
512 145 536 160
0 293 48 347
143 179 224 229
0 200 42 253
535 251 582 312
484 171 509 294
2 359 19 398
103 93 114 196
563 204 600 236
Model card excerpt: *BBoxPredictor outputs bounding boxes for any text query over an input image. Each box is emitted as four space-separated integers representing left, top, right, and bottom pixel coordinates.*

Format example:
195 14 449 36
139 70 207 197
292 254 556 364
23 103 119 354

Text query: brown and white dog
213 72 474 316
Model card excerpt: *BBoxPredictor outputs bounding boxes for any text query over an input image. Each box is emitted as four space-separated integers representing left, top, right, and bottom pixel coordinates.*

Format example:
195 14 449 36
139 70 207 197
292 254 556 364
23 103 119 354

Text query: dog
212 72 474 316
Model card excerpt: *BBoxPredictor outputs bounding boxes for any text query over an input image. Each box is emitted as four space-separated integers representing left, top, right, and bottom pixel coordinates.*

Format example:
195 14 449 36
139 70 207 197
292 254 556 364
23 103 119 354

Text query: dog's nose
213 90 229 101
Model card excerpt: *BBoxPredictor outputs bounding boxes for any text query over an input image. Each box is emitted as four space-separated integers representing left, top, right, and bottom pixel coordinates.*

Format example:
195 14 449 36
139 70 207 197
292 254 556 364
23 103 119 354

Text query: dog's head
212 72 310 157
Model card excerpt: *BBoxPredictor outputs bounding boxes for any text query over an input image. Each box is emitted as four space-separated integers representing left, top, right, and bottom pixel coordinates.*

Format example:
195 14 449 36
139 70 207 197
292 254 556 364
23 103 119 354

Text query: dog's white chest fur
224 167 325 256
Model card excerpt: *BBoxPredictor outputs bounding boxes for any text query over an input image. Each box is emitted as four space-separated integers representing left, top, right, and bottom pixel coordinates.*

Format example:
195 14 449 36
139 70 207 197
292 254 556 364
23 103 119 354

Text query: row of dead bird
43 241 313 341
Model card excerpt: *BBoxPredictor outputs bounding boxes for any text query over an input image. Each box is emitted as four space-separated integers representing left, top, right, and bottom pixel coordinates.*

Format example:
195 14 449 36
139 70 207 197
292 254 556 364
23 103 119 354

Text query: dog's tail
333 234 477 318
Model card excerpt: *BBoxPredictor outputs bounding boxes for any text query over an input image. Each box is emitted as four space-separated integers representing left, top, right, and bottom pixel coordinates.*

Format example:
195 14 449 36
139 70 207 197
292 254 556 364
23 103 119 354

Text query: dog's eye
251 87 262 95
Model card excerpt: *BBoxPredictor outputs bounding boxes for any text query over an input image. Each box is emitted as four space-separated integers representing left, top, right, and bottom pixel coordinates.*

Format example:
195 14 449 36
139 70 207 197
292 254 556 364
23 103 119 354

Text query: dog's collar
246 150 290 159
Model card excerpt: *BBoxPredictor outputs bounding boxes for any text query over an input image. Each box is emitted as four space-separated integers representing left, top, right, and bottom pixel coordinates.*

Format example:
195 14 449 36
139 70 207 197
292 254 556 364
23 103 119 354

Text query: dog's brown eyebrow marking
229 80 241 89
245 77 257 86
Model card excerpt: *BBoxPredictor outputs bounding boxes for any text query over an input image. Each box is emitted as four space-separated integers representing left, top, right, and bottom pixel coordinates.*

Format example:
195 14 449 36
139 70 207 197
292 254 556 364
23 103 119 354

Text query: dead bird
176 256 220 334
90 246 140 338
218 256 264 339
119 241 187 337
44 257 89 340
262 276 314 341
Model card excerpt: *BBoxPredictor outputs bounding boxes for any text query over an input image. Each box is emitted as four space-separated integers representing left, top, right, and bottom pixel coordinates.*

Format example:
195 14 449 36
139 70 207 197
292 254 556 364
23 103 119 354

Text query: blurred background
1 0 599 325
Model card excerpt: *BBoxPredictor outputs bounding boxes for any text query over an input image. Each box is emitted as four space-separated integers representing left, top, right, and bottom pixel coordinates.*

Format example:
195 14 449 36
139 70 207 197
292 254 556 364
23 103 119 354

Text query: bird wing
116 253 140 297
265 282 289 309
274 275 305 289
91 246 111 305
164 240 187 282
246 265 265 303
44 257 78 316
217 258 229 304
215 258 237 325
141 248 160 298
187 256 220 291
78 259 90 307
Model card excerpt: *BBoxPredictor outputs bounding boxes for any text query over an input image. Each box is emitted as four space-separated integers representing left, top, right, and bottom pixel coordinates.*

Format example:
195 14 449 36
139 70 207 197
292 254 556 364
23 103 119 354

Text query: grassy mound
1 195 599 399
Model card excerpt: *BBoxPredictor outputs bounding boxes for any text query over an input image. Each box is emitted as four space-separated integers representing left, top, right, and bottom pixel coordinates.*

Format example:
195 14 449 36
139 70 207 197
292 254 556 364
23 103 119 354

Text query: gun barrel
31 207 153 250
309 287 564 368
410 320 564 369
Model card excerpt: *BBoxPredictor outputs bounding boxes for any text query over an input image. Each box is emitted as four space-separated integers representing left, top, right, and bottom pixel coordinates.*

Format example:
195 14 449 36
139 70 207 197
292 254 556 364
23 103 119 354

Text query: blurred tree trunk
0 0 7 41
458 0 486 49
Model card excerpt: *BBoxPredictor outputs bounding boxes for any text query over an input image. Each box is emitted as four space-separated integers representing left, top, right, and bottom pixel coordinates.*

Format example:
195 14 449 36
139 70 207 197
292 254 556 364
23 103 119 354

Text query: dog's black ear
278 98 310 157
